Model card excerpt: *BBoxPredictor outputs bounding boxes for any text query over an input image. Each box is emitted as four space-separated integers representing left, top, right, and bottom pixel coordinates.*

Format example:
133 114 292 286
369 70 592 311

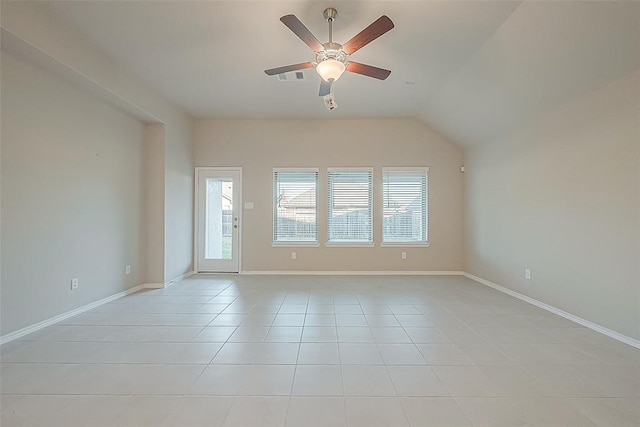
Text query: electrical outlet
525 268 531 280
125 265 131 275
291 252 297 260
71 277 79 290
401 251 407 260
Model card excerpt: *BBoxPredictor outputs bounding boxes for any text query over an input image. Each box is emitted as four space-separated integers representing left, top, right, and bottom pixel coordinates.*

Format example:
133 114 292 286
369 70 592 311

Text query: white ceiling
36 1 639 147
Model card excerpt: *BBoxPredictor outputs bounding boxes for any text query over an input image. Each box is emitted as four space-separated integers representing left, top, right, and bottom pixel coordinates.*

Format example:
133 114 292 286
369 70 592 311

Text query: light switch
244 201 254 209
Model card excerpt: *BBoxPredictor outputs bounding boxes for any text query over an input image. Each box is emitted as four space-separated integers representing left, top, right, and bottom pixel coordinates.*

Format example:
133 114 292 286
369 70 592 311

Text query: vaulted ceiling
25 1 640 146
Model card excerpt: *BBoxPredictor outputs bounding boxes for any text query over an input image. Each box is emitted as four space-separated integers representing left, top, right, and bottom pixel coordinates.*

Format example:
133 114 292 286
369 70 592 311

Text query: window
327 169 373 244
382 167 428 244
273 169 318 244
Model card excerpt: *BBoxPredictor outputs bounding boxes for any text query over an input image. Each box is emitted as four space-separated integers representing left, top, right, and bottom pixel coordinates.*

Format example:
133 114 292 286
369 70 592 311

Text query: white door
196 168 241 272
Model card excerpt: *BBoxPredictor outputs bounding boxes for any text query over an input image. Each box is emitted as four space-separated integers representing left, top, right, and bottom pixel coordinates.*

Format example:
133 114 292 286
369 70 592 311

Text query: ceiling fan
265 8 394 97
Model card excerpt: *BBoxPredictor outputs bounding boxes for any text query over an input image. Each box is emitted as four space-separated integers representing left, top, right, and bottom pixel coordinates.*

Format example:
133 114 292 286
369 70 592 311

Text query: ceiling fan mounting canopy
323 7 338 22
264 7 394 97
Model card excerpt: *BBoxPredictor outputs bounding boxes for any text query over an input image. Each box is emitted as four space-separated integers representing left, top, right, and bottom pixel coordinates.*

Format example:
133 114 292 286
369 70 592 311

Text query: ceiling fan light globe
316 59 345 82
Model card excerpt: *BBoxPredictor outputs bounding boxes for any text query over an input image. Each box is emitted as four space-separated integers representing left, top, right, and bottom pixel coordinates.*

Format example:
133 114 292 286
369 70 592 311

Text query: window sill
325 242 375 248
380 242 430 248
272 242 320 248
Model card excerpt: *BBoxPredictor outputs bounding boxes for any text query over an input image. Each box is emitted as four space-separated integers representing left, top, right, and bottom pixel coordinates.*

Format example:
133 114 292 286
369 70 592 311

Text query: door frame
194 167 242 273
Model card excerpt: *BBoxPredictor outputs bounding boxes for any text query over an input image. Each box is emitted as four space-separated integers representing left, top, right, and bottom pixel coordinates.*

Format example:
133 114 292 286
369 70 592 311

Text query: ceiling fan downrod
319 8 343 59
324 8 338 44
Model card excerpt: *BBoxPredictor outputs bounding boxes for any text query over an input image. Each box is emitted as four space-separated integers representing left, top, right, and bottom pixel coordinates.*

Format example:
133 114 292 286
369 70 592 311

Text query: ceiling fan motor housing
317 42 347 63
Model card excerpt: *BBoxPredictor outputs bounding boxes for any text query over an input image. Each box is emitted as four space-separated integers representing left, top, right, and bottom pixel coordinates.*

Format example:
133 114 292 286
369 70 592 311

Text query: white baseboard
164 270 195 287
462 272 640 349
240 270 464 276
142 283 165 289
0 284 145 346
141 271 196 290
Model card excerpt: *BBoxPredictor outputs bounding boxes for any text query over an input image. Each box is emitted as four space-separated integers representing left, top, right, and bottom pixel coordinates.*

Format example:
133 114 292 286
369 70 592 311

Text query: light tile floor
1 275 639 426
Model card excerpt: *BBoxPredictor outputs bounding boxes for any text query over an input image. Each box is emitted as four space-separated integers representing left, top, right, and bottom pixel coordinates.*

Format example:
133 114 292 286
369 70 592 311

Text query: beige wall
1 51 146 334
2 1 195 284
464 71 640 340
144 124 166 284
194 119 464 272
164 119 195 282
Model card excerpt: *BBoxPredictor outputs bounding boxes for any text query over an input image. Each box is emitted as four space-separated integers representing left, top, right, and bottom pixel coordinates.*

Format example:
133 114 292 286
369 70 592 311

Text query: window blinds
273 169 318 242
327 169 373 243
382 168 428 243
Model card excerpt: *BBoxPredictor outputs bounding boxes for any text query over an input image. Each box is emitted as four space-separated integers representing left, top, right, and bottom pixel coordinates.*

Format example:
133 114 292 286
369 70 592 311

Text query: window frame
272 168 320 247
380 167 430 247
326 167 374 247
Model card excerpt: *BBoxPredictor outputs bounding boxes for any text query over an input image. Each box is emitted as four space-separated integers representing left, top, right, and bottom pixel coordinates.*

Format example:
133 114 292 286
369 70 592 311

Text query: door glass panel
205 177 233 260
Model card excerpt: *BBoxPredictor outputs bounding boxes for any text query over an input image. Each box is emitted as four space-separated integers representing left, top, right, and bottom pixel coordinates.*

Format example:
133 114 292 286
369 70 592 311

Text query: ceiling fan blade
319 79 333 96
280 14 324 52
265 62 314 76
342 15 394 55
346 62 391 80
